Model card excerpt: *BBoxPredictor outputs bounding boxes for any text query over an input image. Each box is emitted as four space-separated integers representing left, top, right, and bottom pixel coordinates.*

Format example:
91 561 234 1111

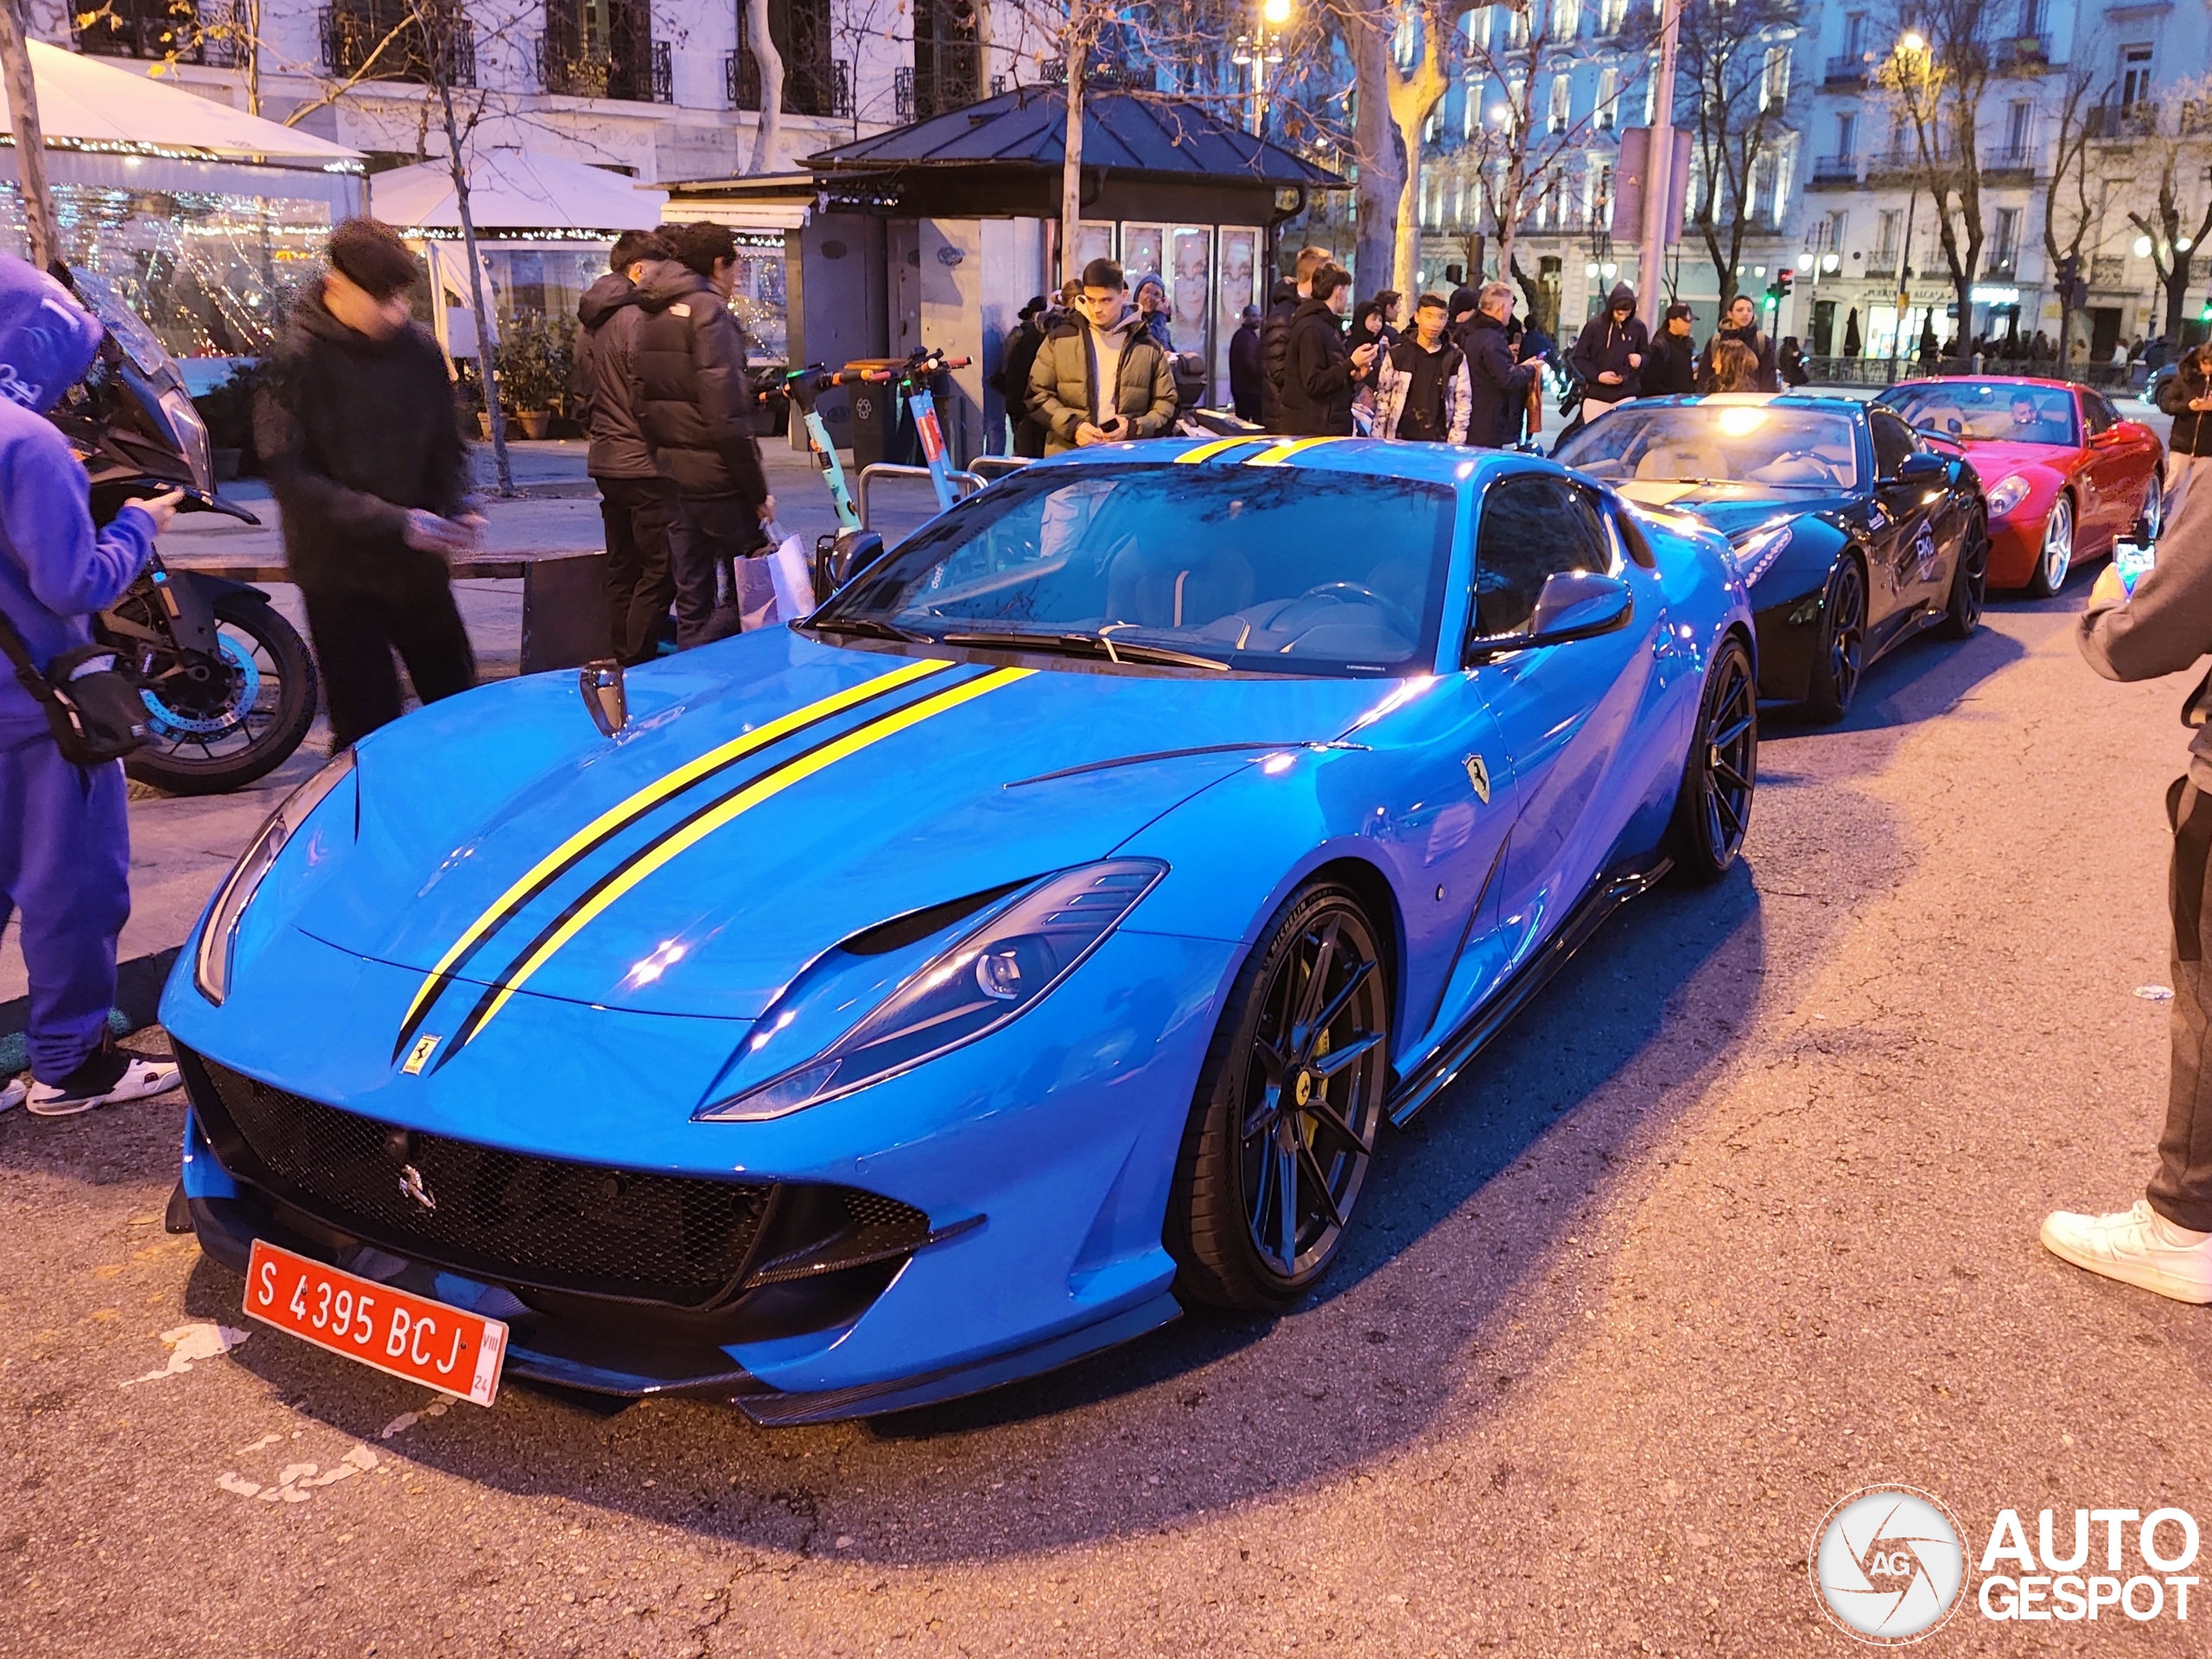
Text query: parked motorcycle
47 267 317 795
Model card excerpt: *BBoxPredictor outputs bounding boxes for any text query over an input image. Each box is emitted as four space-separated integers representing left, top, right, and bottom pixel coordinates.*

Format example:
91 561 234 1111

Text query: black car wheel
1939 507 1988 639
1667 633 1758 885
1802 555 1866 724
1168 883 1392 1312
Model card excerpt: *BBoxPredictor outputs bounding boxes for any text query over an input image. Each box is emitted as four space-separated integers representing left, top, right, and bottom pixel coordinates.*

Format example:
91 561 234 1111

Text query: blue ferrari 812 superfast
163 434 1758 1423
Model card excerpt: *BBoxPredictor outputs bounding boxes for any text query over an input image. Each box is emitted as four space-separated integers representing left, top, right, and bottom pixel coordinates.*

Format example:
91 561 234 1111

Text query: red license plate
244 1238 507 1406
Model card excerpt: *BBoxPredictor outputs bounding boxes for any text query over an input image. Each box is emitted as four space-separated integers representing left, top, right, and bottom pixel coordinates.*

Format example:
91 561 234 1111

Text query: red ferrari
1875 377 2164 595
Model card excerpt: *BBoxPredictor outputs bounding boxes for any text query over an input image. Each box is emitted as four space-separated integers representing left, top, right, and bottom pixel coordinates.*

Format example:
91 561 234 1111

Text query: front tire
1801 555 1866 724
1938 507 1987 639
1666 634 1758 885
124 593 319 796
1167 884 1393 1313
2023 493 2074 598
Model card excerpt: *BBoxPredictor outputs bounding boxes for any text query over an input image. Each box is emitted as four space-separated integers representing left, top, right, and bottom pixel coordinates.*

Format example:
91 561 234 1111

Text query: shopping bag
766 526 815 622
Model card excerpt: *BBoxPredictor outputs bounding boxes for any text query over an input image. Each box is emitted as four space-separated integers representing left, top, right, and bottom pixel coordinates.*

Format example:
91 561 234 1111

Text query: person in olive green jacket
1025 257 1179 455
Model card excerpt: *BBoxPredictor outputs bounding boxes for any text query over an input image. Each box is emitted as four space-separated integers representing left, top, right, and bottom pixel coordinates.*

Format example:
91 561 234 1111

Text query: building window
1595 65 1618 129
1874 207 1901 268
1769 149 1791 225
731 0 847 117
1555 0 1581 41
1599 0 1625 33
1464 79 1479 137
1843 10 1865 59
1549 72 1572 133
1836 110 1856 153
2120 44 2154 111
1642 67 1657 124
321 0 475 85
1992 207 2020 267
1762 45 1790 110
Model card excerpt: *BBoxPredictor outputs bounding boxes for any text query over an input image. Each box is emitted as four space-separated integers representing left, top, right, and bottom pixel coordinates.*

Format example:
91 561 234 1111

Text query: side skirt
1384 855 1673 1128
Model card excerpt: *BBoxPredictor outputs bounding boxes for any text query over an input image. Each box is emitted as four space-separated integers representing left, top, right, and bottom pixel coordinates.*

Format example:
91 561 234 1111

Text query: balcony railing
1984 252 2018 277
1982 145 2033 172
76 0 245 63
1823 54 1870 87
1810 154 1859 184
1866 259 1899 281
895 63 986 121
727 49 852 118
322 0 474 86
539 34 669 101
1992 34 2053 72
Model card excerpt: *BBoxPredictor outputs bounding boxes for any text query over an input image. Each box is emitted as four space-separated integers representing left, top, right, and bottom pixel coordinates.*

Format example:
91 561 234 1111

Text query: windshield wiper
804 615 931 644
939 626 1230 672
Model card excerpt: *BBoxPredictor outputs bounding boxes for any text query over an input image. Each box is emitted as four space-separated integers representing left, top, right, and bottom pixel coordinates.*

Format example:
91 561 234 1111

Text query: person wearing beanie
0 254 183 1116
1133 272 1175 353
1567 282 1648 426
257 215 481 749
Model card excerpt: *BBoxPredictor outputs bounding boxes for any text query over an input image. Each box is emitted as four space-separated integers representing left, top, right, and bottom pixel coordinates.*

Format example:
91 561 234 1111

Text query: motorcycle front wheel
125 592 319 796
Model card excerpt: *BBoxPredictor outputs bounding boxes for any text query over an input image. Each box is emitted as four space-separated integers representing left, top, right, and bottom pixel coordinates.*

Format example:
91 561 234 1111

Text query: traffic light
1762 270 1794 313
2200 296 2211 324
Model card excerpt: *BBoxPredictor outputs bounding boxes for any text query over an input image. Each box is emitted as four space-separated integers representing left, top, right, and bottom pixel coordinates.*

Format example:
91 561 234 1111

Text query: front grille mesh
183 1049 783 1306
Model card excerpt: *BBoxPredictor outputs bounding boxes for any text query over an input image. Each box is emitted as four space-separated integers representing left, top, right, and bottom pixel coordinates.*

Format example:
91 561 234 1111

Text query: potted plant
493 315 572 440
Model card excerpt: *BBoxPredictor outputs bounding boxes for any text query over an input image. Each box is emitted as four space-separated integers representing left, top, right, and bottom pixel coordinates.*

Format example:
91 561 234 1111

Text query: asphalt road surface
7 570 2212 1656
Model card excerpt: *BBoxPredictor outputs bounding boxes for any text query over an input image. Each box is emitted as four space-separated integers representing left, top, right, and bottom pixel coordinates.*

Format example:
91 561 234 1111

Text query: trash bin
844 359 916 470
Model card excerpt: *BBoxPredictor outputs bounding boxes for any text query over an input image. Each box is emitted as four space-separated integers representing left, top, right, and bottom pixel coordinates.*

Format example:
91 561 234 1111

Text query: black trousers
669 493 760 650
596 474 677 666
2153 777 2212 1230
300 574 476 752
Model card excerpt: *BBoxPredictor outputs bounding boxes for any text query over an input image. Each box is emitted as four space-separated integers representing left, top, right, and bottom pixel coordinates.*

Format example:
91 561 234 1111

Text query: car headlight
1986 474 2031 517
696 859 1166 1122
1727 518 1796 585
194 749 355 1005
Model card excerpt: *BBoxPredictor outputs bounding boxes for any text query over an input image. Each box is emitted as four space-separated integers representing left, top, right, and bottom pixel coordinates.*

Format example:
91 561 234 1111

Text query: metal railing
727 48 853 117
1822 54 1870 86
1982 145 2033 172
2088 101 2158 140
322 0 474 85
856 464 987 531
1810 154 1859 184
538 33 669 100
1992 34 2053 72
76 0 245 64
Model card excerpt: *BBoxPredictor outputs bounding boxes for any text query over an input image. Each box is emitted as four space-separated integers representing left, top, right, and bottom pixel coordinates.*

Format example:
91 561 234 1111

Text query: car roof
1618 392 1868 416
1019 435 1531 486
1881 375 2084 394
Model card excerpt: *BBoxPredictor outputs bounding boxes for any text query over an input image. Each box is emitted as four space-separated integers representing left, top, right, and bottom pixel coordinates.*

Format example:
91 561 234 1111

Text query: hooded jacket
1464 309 1535 448
1374 334 1471 444
1279 297 1360 437
574 270 660 480
254 285 468 597
1645 325 1698 396
1568 283 1649 404
629 261 769 503
1697 321 1780 393
1024 308 1178 455
0 257 157 746
1259 278 1300 430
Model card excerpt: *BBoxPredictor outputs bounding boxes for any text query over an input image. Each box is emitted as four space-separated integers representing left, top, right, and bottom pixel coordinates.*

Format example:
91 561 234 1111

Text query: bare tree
1678 0 1801 309
742 0 785 173
2039 63 2103 369
2122 78 2212 345
1880 0 1995 364
0 0 56 266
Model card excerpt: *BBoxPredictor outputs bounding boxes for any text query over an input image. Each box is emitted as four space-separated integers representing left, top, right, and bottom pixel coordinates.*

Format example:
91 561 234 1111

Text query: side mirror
1891 452 1948 484
579 658 626 737
1470 569 1633 661
812 529 887 602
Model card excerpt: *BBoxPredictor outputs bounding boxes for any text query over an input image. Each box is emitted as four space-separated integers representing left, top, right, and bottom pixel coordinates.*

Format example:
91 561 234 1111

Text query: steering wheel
1294 582 1419 640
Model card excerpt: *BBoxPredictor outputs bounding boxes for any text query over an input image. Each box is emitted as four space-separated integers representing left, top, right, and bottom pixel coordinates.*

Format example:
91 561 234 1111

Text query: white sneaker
0 1076 22 1114
26 1054 181 1117
2040 1200 2212 1305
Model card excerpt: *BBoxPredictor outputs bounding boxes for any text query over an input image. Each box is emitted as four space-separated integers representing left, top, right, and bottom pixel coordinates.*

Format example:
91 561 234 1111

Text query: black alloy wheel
1939 507 1988 640
1167 885 1393 1312
1802 555 1866 724
1667 634 1758 885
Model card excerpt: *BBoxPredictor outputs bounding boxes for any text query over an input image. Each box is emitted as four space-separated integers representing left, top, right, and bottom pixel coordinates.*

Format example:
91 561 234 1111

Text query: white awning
371 149 667 236
2 41 362 168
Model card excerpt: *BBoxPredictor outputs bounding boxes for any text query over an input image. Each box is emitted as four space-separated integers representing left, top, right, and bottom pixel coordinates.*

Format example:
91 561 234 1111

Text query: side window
2085 394 2117 435
1869 410 1914 477
1471 474 1612 639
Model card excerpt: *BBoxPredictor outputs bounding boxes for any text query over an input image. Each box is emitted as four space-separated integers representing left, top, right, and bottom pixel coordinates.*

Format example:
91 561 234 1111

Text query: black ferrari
1551 394 1989 720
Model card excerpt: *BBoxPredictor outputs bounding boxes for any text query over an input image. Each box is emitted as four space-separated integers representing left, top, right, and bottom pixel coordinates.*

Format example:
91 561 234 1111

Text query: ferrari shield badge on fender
1465 755 1491 804
402 1035 440 1076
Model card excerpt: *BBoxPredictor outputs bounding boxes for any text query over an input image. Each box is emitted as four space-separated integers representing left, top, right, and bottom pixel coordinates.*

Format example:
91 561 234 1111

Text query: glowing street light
1897 29 1926 53
2134 234 2155 257
1262 0 1290 22
1236 0 1290 135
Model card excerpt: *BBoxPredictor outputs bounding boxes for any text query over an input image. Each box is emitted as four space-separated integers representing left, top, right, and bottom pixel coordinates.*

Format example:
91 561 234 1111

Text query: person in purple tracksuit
0 254 182 1116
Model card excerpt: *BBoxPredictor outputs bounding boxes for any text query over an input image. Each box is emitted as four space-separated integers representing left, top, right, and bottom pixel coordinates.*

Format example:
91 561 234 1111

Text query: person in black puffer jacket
575 227 677 665
631 221 773 648
2160 344 2212 523
1279 265 1380 436
254 217 479 752
1464 281 1536 448
1643 302 1698 395
1261 245 1332 431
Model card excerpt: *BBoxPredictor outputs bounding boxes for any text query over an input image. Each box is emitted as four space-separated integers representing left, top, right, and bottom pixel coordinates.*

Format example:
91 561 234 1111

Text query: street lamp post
1888 30 1928 382
1636 0 1681 333
1231 0 1291 137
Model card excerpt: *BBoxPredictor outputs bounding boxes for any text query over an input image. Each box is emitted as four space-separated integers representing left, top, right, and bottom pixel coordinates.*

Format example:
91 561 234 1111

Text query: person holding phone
2043 484 2212 1300
1025 258 1179 456
1279 265 1377 437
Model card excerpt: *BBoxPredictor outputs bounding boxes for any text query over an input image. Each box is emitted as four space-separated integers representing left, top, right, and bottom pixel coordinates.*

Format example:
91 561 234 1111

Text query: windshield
810 463 1458 677
1554 403 1862 491
67 266 179 382
1880 381 2078 446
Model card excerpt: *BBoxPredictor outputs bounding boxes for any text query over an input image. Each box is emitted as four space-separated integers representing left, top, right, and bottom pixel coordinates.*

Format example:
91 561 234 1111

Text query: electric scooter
860 348 973 514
